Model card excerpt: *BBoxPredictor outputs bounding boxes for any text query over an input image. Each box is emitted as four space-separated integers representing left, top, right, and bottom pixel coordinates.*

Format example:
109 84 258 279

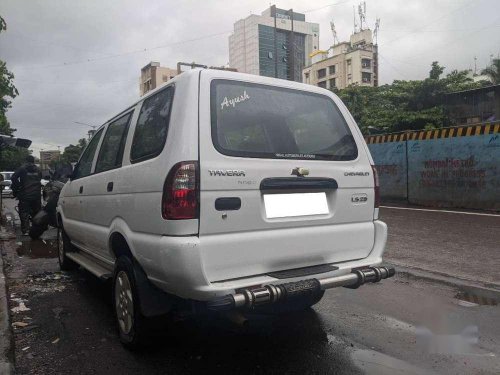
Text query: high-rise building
302 29 378 90
140 62 178 96
229 5 319 82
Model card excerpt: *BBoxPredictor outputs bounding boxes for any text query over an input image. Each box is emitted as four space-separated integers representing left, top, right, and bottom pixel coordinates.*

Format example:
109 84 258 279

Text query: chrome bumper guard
206 266 395 311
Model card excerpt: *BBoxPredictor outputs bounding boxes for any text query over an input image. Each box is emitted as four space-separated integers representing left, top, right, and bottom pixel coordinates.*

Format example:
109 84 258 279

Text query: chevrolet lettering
344 171 370 176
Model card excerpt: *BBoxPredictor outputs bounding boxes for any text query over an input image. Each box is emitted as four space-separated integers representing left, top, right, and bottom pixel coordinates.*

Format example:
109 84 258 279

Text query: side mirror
70 164 78 181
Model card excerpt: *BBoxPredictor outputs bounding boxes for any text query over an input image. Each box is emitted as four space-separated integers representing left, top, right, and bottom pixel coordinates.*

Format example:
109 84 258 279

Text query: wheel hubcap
115 271 134 335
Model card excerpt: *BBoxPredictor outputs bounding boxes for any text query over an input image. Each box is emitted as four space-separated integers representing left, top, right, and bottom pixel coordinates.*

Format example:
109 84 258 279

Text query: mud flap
132 259 175 317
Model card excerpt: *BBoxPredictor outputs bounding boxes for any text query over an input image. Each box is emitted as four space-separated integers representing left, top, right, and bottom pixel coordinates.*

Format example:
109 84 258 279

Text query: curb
390 262 500 303
0 231 14 375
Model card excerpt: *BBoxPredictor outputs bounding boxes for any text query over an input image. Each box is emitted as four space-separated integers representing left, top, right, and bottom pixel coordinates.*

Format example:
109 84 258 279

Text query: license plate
264 192 329 219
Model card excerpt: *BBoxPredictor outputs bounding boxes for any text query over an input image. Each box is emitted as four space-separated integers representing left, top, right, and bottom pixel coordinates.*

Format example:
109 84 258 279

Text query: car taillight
371 164 380 208
162 161 199 220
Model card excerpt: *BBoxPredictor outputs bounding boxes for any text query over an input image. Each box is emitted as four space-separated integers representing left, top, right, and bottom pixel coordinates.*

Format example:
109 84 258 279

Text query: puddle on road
351 348 434 375
16 238 58 259
455 291 498 306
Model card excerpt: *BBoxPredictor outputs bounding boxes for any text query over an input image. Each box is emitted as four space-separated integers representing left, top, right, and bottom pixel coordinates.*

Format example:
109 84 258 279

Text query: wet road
2 198 499 374
381 205 500 286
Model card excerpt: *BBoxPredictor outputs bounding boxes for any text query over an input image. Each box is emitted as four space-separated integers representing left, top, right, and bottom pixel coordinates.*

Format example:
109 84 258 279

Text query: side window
73 128 104 179
130 86 174 162
95 112 132 173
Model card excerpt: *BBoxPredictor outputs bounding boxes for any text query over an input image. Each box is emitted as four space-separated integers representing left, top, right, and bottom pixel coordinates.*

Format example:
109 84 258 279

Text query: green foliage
0 14 26 171
0 15 18 136
481 58 500 84
0 147 30 171
335 62 485 134
61 138 87 164
429 61 444 80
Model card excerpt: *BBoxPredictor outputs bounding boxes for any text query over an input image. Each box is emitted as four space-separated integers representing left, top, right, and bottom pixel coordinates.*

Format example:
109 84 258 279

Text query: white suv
57 69 394 347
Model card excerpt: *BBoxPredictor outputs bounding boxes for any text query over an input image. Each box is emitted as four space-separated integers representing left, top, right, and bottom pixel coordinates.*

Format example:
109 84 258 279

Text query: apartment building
39 150 60 171
303 29 378 90
140 62 178 96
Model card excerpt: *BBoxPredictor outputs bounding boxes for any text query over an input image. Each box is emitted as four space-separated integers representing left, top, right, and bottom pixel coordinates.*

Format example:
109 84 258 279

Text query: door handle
79 186 83 194
107 182 114 192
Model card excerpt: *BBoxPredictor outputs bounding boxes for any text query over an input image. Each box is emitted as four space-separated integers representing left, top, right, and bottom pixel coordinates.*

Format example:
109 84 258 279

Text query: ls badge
351 193 368 204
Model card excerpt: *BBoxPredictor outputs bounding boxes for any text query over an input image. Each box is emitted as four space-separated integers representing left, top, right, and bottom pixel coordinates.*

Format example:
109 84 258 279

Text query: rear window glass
210 80 357 161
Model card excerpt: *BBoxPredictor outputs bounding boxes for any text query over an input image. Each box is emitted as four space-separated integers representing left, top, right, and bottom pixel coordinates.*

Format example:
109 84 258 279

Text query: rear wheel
113 256 147 349
57 227 78 271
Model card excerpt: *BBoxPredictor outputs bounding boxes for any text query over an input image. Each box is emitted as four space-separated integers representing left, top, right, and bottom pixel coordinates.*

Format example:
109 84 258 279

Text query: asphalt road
1 198 499 374
380 205 500 286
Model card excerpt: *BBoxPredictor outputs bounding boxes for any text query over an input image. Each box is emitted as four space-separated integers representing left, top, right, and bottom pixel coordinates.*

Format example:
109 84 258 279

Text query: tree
0 147 30 171
334 62 484 133
481 58 500 84
429 61 445 80
61 138 87 164
0 15 18 136
0 15 26 171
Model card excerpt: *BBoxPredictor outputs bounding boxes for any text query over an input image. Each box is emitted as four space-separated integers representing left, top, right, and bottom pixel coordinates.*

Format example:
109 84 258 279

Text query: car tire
57 227 78 271
113 256 149 349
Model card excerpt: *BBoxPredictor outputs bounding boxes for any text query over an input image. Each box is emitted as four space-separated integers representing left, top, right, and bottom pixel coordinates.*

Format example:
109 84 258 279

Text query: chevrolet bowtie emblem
291 167 309 177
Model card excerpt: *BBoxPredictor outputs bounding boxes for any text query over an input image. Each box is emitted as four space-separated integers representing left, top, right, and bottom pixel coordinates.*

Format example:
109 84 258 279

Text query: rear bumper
144 220 388 301
206 266 395 311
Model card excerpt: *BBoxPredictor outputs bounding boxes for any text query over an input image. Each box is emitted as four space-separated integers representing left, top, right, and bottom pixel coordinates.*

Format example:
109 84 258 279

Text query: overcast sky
0 0 499 156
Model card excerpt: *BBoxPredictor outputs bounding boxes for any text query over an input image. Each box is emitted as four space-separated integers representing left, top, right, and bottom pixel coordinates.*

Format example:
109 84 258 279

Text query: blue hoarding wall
367 124 500 210
369 141 407 200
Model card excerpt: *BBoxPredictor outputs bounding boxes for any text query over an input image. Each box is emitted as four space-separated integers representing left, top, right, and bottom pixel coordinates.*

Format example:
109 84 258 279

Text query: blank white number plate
264 192 329 219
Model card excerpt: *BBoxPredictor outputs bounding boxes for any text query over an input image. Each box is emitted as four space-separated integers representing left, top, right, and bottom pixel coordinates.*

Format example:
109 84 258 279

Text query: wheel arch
109 231 134 260
107 217 138 261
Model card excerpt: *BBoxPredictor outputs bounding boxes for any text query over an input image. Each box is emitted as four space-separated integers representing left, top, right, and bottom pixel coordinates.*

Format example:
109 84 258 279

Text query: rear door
198 73 376 282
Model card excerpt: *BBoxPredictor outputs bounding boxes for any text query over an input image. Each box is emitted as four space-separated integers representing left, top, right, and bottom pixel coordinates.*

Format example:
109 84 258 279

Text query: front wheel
57 227 78 271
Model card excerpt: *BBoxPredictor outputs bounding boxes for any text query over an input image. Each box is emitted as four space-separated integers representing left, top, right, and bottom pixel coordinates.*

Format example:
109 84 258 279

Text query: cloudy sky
0 0 499 156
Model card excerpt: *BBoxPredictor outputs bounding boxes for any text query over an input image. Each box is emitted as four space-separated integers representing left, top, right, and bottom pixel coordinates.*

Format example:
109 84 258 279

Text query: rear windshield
210 80 357 161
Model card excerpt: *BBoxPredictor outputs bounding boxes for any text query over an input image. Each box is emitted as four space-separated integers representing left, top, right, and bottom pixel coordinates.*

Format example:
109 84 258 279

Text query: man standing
11 155 42 235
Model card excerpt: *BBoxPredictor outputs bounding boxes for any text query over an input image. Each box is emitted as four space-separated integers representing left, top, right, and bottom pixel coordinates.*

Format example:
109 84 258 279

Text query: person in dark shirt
11 155 42 235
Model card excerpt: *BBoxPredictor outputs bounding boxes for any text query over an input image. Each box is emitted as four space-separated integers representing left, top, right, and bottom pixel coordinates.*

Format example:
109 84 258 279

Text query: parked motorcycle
29 164 72 240
29 180 65 239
